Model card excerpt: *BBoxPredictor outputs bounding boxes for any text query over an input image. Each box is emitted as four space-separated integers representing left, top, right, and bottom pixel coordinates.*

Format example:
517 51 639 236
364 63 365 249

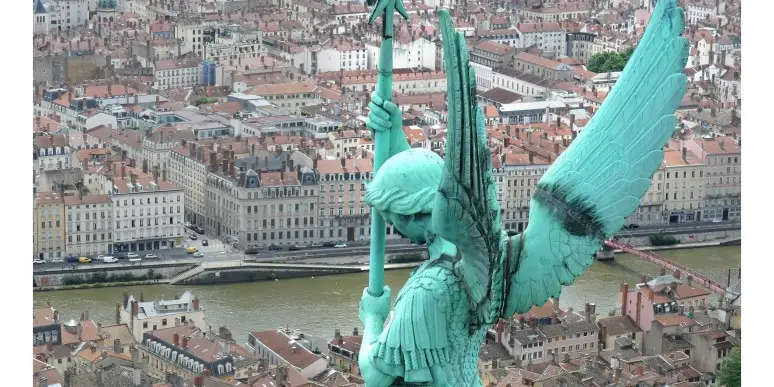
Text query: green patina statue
358 1 688 385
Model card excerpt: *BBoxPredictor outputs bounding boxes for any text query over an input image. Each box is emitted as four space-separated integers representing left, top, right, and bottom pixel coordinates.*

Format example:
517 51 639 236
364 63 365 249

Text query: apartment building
687 329 736 374
491 67 555 97
662 145 706 224
174 24 206 57
516 22 567 58
246 82 320 114
627 165 666 226
494 152 550 234
478 29 522 49
64 194 113 256
154 58 203 90
139 326 237 380
247 330 328 379
35 134 72 172
365 37 436 71
317 41 368 73
470 40 516 69
327 69 447 94
316 157 375 243
168 143 213 228
688 136 741 222
141 127 197 175
35 192 66 260
541 319 600 363
515 3 591 23
204 154 320 247
106 164 185 252
327 329 362 376
513 52 574 82
120 290 206 343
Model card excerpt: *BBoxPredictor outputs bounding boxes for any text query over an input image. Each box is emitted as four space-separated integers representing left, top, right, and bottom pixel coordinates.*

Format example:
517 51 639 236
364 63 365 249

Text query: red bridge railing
602 240 727 296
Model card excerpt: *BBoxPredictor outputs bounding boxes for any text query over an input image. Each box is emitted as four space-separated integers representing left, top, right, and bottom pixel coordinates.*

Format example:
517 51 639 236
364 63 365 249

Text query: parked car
128 257 142 263
145 254 158 259
268 244 283 251
194 226 205 234
33 259 46 264
310 243 323 248
202 240 209 247
322 241 336 248
334 242 347 248
67 257 79 263
79 257 92 263
51 257 64 263
102 256 119 263
289 245 307 251
189 234 198 240
184 221 192 228
711 219 722 223
624 224 640 229
245 247 260 255
114 253 127 259
127 253 139 259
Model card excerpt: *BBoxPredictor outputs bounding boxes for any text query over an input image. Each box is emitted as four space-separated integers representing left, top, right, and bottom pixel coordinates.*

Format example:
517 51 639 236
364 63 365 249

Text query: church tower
33 0 50 34
95 0 118 35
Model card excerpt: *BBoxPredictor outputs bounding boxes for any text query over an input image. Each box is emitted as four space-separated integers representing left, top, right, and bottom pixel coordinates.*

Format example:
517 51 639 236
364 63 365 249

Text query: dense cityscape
32 0 742 386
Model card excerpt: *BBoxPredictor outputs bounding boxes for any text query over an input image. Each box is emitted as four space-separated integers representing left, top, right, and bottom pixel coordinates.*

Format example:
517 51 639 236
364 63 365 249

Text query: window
162 318 167 326
143 322 148 329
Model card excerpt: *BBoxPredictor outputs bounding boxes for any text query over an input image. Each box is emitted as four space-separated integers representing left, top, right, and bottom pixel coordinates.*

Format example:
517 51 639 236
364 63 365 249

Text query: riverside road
32 221 740 273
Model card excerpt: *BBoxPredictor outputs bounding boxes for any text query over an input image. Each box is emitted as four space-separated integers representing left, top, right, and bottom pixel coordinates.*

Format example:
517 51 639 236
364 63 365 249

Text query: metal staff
366 0 408 296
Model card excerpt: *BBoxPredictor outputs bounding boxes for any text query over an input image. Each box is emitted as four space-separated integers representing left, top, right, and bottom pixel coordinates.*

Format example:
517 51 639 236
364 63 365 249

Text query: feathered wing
433 10 506 312
504 0 689 316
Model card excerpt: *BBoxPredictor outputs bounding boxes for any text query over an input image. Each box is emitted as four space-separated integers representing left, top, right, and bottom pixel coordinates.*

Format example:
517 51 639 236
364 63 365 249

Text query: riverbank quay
34 233 739 291
33 259 423 291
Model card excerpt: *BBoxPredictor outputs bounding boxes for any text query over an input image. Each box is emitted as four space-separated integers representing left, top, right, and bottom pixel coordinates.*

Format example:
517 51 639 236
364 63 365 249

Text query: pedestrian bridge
602 240 736 296
168 260 420 285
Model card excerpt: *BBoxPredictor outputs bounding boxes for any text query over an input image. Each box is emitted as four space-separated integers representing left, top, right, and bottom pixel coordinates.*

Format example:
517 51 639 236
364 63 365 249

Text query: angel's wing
504 0 689 315
432 10 506 310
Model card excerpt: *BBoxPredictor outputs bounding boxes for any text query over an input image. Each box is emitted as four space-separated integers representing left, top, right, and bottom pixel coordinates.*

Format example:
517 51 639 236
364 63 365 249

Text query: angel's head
365 148 443 244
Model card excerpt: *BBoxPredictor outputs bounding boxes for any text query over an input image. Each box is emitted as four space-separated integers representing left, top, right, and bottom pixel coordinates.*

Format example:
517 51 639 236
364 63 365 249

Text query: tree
586 50 632 73
718 347 741 387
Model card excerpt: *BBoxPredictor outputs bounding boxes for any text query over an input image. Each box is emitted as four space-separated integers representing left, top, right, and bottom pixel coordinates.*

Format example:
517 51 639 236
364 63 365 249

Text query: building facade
64 194 113 256
35 192 66 259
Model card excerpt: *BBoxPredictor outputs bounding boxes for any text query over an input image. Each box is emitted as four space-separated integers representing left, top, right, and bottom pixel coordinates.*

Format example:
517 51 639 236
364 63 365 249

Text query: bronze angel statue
357 2 688 385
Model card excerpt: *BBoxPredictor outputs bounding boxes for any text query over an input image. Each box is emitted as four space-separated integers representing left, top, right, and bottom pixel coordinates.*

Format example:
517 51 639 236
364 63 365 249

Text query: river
34 246 740 345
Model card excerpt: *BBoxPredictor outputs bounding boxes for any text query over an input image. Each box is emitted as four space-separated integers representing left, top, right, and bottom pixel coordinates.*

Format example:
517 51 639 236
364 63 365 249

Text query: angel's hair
365 148 444 215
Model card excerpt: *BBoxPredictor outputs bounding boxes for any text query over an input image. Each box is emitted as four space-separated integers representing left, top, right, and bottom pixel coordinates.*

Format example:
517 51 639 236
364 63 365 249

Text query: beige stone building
494 152 550 234
64 194 113 257
688 136 741 222
662 144 706 224
205 153 320 248
35 192 66 260
316 157 375 243
627 165 666 226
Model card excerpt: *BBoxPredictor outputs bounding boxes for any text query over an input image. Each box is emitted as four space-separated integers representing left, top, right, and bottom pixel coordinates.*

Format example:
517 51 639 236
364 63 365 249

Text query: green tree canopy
718 346 741 387
586 49 633 73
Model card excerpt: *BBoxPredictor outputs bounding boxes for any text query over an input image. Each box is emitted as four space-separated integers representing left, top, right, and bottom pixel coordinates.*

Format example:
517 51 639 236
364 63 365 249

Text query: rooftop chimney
621 282 629 316
173 333 180 346
182 336 189 348
113 338 121 353
353 327 359 336
554 142 560 155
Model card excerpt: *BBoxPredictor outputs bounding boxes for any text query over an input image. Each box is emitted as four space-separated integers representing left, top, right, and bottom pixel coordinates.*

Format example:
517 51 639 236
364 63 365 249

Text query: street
33 238 420 272
33 220 739 272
